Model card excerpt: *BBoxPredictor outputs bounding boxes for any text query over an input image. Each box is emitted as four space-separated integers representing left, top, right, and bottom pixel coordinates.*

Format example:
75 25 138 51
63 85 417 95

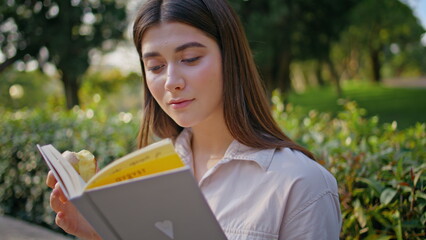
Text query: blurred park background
0 0 425 239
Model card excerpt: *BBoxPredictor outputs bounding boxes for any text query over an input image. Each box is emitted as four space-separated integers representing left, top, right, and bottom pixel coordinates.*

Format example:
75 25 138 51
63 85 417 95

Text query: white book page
46 145 86 195
38 145 85 198
38 144 71 198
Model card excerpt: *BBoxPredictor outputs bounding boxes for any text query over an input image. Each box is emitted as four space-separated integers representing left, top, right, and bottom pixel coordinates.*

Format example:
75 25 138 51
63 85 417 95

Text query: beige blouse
174 128 342 240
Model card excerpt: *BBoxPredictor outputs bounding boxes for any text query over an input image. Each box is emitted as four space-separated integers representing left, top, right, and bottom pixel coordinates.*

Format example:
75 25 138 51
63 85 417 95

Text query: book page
38 144 72 198
46 145 86 194
85 139 185 190
38 144 85 197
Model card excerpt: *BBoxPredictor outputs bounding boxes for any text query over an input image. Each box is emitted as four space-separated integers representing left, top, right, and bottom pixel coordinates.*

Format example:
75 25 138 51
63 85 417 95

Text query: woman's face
141 22 223 128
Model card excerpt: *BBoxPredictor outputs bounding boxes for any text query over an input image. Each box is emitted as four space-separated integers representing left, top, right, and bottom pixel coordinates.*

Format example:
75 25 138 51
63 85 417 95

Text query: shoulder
267 147 339 212
267 147 340 223
268 147 338 194
225 141 338 195
268 148 342 237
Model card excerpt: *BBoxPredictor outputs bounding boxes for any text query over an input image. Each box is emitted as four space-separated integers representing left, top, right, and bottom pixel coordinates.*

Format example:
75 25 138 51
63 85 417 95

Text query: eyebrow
142 41 206 59
175 42 206 52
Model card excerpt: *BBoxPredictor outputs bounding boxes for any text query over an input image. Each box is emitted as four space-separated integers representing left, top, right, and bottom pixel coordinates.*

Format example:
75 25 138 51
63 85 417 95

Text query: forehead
141 22 215 52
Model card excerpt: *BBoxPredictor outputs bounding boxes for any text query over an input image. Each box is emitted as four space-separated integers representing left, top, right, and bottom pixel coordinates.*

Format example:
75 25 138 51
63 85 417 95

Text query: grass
287 81 426 129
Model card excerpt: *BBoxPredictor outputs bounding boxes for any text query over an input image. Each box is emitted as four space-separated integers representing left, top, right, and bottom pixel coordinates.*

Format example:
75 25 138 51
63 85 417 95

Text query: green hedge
0 107 139 232
0 95 425 239
272 91 425 240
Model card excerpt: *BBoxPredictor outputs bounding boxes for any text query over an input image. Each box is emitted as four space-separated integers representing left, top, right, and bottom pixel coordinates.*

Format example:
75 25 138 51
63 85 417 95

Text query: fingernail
57 212 64 220
52 188 58 197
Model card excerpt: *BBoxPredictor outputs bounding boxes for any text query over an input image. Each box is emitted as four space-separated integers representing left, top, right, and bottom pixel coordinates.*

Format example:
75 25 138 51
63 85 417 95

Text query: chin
175 122 195 128
172 118 198 129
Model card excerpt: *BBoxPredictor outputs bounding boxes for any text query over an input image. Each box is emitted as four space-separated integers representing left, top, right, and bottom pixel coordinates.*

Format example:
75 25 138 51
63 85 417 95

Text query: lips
168 98 195 109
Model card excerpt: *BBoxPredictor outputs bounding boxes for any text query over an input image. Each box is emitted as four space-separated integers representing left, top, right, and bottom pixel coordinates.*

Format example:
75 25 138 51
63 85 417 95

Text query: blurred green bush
272 91 425 239
0 93 424 239
79 69 142 113
0 68 143 113
0 107 139 232
0 70 54 110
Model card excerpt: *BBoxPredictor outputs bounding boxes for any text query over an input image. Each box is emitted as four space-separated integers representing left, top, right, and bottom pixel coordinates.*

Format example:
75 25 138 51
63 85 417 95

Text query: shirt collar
174 128 275 171
174 128 193 166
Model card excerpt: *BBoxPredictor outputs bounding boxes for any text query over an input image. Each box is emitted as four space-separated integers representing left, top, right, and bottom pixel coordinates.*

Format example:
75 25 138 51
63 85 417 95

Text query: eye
181 56 201 64
147 64 165 73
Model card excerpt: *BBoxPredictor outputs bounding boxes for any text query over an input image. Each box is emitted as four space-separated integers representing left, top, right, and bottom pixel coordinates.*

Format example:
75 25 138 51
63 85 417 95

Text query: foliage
0 107 139 233
0 0 128 108
228 0 357 92
229 0 425 92
383 43 426 78
333 0 425 82
0 69 53 109
0 68 143 113
272 91 425 239
1 95 425 238
79 69 142 113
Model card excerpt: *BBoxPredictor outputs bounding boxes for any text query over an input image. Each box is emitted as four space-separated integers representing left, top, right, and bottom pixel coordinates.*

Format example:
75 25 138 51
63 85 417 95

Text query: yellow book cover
37 138 185 198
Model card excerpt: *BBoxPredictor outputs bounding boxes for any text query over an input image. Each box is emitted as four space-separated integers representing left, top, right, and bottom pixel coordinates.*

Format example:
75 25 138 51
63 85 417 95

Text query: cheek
146 79 165 103
193 57 223 89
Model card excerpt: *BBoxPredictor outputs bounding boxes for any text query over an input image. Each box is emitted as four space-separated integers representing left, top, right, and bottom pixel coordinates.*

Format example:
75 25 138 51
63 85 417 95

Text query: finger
46 171 57 189
50 191 62 213
56 211 74 235
50 188 66 212
55 204 80 237
54 182 68 203
55 204 101 240
50 184 68 212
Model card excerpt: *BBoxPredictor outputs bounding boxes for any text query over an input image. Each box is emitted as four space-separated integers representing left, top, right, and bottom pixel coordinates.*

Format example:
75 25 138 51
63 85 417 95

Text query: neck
191 121 234 158
190 122 233 182
188 110 234 182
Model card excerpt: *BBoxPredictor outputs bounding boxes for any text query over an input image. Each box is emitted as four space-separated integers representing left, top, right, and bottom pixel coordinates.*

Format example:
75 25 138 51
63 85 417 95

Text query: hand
46 171 102 240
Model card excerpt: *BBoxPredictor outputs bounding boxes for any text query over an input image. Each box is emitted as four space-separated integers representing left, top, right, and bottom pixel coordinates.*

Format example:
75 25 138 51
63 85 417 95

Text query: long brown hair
133 0 315 160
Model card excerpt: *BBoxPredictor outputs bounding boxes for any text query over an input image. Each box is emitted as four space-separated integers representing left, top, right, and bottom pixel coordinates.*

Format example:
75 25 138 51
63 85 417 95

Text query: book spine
71 194 121 240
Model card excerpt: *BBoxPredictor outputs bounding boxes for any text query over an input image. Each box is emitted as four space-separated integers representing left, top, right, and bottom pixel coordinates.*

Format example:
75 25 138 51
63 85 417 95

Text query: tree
0 0 127 109
229 0 358 96
343 0 425 82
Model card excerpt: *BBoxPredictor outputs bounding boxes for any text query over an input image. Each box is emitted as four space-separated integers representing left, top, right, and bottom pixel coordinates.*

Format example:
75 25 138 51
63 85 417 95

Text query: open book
37 139 227 240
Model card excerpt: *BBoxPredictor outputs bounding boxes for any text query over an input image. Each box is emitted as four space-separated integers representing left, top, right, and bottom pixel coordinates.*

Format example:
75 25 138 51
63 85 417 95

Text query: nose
165 65 185 92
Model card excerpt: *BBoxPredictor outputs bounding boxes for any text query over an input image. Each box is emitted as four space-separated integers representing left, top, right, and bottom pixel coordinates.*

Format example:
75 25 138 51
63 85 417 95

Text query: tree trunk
325 55 342 98
61 73 80 109
315 60 326 87
370 48 382 82
277 50 292 95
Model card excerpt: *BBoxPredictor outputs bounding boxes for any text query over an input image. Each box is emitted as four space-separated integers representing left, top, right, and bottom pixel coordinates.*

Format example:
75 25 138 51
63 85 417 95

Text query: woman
47 0 342 239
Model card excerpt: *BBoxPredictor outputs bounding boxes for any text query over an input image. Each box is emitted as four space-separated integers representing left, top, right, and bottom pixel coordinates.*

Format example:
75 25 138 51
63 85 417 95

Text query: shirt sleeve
278 190 342 240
